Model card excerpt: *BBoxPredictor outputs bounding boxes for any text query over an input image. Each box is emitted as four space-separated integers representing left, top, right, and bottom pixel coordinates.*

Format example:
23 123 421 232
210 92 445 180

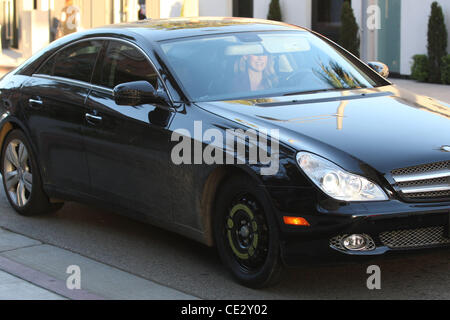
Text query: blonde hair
236 55 278 89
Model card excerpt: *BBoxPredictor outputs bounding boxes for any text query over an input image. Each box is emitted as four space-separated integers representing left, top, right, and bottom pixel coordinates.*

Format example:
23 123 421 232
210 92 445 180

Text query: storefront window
233 0 253 18
1 0 18 48
312 0 348 42
113 0 139 23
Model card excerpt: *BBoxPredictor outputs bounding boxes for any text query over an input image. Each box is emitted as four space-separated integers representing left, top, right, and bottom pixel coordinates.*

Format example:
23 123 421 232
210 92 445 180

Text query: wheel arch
0 117 29 151
0 117 36 152
0 118 46 186
0 121 15 150
200 165 266 247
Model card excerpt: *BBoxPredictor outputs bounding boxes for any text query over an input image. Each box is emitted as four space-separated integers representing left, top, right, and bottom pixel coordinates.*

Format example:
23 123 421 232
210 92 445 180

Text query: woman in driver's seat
231 52 278 93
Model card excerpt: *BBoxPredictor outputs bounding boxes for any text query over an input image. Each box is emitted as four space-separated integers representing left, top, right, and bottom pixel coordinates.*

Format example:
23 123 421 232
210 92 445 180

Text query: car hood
195 85 450 175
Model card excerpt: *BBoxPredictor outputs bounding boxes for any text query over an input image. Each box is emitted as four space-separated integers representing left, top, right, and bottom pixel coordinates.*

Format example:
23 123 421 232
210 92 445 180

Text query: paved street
0 224 197 300
0 75 448 299
0 188 449 300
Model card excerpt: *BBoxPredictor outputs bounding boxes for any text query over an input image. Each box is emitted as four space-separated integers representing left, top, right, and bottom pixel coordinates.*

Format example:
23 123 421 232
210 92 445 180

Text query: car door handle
28 98 43 109
85 113 102 125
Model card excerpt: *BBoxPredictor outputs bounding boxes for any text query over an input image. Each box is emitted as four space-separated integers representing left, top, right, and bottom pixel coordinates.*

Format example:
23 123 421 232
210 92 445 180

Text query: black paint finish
0 18 449 263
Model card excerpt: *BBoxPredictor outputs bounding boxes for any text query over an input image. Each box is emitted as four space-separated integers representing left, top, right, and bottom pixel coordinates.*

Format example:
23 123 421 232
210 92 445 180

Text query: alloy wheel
3 139 33 207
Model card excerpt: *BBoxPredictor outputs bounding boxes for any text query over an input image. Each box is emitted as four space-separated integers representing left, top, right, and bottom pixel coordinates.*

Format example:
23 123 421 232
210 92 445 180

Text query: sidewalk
0 227 198 300
0 269 65 300
392 78 450 104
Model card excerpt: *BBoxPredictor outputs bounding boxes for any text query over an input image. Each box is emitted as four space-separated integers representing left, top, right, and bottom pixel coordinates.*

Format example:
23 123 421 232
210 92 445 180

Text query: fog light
342 234 368 251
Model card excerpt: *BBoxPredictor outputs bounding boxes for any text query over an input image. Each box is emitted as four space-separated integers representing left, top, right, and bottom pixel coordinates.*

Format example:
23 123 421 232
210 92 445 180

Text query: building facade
196 0 450 77
1 0 449 76
0 0 148 55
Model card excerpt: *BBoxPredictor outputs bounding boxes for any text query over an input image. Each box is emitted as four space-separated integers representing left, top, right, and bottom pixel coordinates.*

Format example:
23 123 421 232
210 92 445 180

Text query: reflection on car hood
195 85 450 174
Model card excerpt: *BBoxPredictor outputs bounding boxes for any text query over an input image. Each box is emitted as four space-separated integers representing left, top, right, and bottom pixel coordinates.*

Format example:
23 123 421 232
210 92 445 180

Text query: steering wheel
283 71 307 87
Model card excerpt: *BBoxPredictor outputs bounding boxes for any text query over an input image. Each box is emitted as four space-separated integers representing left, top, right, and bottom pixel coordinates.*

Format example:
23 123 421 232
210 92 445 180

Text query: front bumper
274 197 450 267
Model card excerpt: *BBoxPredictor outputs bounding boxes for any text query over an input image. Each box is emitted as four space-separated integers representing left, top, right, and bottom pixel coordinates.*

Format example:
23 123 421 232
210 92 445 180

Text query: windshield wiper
258 90 392 107
283 87 361 96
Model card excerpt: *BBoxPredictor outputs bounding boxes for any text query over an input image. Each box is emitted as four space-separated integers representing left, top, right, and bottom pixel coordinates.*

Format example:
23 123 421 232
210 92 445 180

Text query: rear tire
1 129 63 216
213 174 283 288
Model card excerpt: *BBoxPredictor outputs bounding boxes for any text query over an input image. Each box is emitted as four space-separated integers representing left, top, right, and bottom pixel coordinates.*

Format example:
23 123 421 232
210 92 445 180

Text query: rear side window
37 40 103 83
94 41 158 89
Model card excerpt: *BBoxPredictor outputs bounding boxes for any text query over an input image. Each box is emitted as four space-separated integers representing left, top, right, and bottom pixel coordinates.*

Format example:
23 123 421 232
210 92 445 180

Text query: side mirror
113 81 169 106
367 61 389 78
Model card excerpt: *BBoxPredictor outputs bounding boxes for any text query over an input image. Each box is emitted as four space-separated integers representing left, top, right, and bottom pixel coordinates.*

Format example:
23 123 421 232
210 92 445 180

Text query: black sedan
0 18 449 288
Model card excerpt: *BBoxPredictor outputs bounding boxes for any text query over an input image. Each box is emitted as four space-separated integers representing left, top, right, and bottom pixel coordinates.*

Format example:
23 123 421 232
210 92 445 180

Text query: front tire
214 175 283 288
1 129 63 216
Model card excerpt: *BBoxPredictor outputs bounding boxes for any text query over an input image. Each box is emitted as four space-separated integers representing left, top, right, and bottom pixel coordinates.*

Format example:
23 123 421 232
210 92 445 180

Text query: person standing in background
138 4 147 20
59 0 81 37
50 17 61 42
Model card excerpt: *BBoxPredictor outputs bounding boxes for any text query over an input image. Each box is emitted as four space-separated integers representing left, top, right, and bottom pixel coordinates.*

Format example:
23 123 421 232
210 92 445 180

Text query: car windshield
159 31 384 102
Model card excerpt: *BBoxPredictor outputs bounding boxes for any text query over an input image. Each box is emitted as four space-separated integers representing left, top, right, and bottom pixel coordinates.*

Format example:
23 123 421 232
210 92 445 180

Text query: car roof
14 17 309 79
94 17 307 42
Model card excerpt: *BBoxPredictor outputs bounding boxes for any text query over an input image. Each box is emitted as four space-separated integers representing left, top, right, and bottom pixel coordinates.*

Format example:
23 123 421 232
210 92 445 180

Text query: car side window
95 41 158 89
37 55 56 76
36 40 103 83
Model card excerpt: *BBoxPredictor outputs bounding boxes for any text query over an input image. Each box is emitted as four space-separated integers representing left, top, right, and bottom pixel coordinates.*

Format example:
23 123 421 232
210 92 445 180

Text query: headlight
297 152 388 202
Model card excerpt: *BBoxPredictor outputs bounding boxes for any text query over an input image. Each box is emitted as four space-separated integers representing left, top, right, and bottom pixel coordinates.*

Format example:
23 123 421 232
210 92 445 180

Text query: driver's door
83 40 175 222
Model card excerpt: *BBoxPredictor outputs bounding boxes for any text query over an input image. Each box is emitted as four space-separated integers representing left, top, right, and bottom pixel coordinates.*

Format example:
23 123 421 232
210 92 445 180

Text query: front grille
391 161 450 201
392 161 449 176
406 190 450 199
380 226 450 249
397 177 448 188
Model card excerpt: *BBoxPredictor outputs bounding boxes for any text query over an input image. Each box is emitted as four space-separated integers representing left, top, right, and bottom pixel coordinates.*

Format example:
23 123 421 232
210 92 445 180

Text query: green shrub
441 55 450 84
267 0 282 22
427 2 448 83
411 55 430 82
339 1 360 57
267 0 283 21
